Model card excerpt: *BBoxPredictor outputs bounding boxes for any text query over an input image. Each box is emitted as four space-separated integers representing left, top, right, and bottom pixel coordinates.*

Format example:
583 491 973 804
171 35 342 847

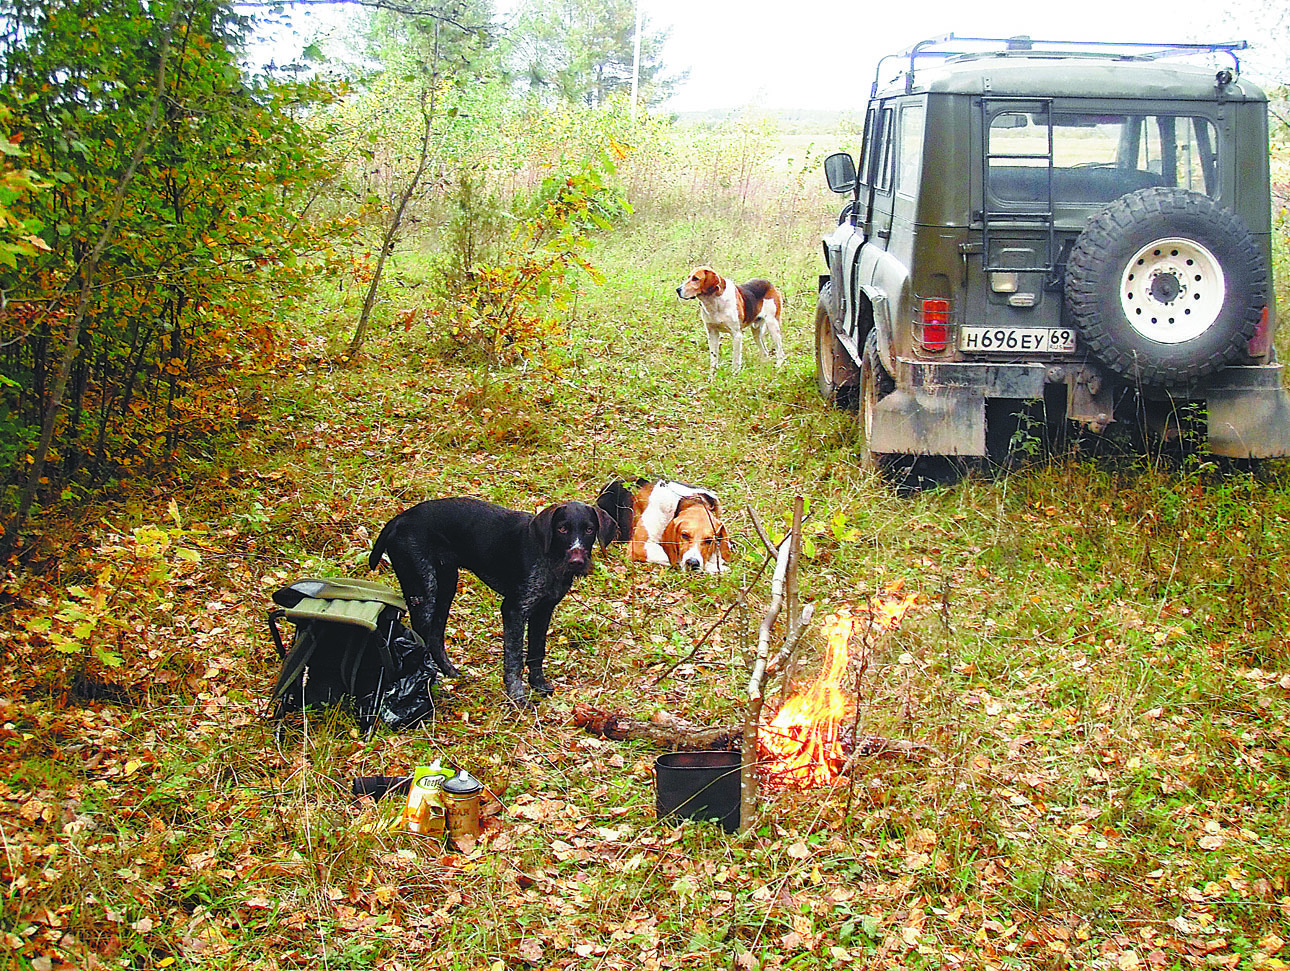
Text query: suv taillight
918 298 950 352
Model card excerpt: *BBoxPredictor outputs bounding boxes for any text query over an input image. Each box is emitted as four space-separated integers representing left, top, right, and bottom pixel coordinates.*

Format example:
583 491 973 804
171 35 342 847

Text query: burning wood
759 590 920 791
759 611 855 788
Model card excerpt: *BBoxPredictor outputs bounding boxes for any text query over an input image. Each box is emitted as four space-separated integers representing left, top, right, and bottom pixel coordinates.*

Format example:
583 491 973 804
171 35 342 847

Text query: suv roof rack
873 34 1249 97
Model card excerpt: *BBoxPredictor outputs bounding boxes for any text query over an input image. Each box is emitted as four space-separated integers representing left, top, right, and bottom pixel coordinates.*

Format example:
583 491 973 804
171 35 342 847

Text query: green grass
3 139 1290 971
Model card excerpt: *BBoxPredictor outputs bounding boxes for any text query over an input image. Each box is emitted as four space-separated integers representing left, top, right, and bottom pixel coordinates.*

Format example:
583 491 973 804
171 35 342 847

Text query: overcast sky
268 1 1282 113
643 0 1253 112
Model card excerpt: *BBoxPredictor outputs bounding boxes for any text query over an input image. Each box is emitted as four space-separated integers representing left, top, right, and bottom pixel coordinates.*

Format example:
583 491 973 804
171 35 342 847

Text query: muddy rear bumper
1204 364 1290 458
867 359 1290 459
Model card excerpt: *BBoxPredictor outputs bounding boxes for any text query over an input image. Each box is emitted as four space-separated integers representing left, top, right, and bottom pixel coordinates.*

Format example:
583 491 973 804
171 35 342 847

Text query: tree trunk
0 14 177 560
347 28 443 357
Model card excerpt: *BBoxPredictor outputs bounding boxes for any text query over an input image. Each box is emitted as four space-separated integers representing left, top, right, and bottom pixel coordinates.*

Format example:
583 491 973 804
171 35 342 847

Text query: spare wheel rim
1118 236 1225 344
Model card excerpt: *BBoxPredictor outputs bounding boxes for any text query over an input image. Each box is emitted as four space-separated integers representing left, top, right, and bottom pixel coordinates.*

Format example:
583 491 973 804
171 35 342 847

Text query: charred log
572 704 930 764
571 704 740 751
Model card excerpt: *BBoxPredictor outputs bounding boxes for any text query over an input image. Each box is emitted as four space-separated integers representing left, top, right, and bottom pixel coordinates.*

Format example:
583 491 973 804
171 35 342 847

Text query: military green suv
815 35 1290 468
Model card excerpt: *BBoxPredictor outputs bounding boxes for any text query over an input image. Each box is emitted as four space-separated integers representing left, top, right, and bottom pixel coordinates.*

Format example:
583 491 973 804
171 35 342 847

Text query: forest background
2 1 1290 969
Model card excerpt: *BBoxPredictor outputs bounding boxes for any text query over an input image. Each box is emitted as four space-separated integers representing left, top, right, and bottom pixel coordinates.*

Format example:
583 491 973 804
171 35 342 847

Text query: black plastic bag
267 578 437 730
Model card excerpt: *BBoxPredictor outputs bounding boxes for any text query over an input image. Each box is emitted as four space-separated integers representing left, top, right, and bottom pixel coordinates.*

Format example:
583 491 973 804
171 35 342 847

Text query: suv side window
987 110 1219 205
875 106 895 192
896 102 925 198
1136 115 1218 193
858 106 878 188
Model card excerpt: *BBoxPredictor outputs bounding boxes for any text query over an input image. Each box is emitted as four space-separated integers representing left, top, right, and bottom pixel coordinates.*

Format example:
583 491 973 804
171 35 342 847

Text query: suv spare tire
1065 186 1267 385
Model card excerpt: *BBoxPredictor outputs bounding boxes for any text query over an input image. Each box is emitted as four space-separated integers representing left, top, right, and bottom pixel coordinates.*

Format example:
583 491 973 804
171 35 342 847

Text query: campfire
759 590 918 789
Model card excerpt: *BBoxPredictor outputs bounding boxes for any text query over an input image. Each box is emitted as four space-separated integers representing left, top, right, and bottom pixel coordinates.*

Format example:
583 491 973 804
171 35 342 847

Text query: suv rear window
988 111 1219 205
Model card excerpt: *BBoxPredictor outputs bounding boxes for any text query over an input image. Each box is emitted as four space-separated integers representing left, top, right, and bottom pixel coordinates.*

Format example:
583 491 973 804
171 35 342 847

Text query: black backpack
267 578 437 730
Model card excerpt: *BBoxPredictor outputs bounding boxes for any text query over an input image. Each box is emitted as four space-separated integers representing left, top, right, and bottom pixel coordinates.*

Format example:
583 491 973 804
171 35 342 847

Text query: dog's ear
595 480 633 542
594 506 617 549
677 493 720 514
717 523 735 564
659 517 682 566
530 503 560 553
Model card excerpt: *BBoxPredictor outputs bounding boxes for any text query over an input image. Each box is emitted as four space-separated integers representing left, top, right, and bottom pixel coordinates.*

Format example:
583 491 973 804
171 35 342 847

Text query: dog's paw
528 675 555 697
505 681 539 709
437 659 462 678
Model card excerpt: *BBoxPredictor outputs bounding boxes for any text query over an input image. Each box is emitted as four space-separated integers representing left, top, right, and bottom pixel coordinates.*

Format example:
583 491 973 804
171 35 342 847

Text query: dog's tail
595 479 636 543
368 516 398 570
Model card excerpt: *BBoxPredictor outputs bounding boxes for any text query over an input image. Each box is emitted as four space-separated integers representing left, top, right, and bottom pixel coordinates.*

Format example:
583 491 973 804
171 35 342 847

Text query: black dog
368 497 615 707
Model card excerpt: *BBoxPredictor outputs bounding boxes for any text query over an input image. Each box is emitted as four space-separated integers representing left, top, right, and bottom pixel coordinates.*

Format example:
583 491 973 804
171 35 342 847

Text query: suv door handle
959 242 983 286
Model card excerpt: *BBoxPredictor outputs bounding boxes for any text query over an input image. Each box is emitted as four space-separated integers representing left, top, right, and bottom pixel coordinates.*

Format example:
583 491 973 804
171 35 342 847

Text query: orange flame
760 590 919 789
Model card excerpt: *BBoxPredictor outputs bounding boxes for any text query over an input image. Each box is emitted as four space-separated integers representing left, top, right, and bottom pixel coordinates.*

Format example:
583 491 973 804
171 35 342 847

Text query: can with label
442 769 483 841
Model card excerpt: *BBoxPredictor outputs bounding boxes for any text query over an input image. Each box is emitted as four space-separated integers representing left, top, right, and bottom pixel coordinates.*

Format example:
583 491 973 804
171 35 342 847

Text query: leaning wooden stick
747 507 779 557
740 497 808 833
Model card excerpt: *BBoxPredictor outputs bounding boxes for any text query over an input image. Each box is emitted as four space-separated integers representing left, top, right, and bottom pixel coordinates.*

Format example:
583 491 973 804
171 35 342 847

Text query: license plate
958 327 1076 353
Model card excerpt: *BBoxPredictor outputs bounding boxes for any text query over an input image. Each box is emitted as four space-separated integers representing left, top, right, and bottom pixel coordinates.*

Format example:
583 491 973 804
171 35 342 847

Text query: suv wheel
859 331 896 471
1066 186 1267 384
815 283 861 407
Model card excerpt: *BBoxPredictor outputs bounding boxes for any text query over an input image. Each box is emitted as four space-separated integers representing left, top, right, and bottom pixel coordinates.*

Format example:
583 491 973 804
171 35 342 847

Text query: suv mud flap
868 389 987 456
870 361 1049 456
1203 364 1290 458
